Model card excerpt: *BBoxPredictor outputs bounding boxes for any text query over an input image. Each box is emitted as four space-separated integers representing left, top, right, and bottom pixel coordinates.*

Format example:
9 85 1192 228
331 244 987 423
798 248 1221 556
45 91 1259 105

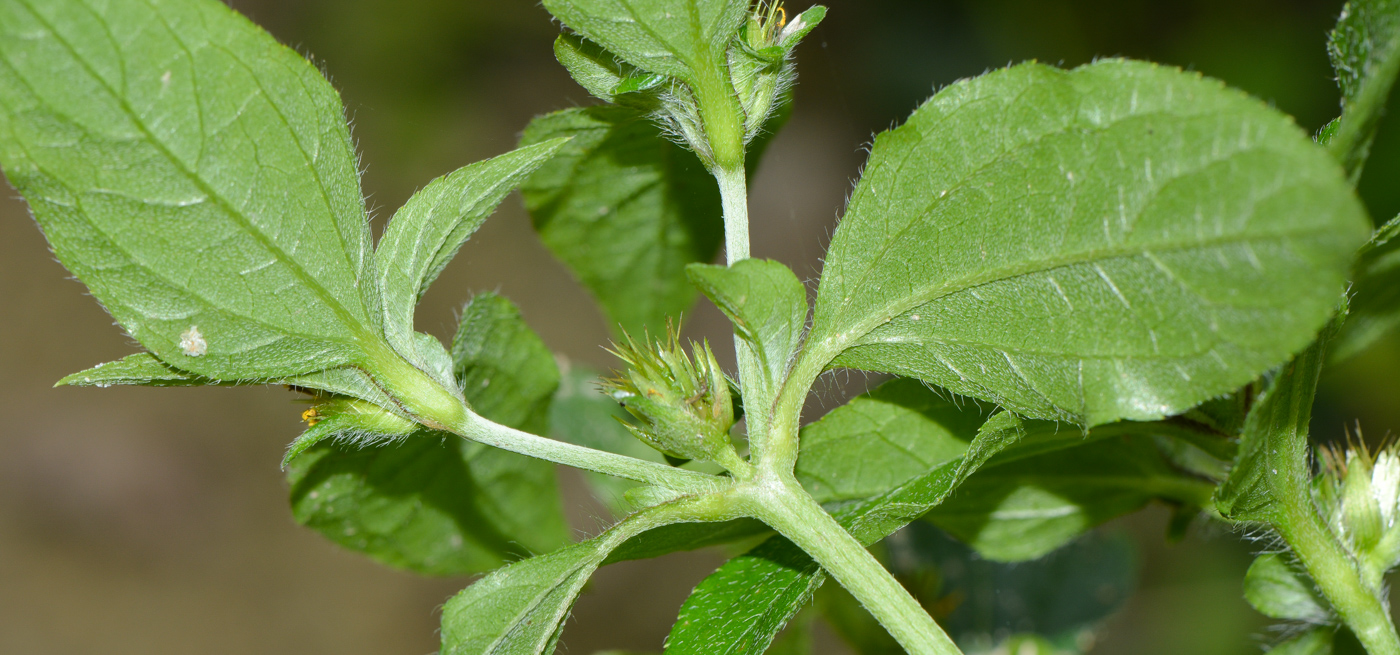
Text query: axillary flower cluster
1316 437 1400 590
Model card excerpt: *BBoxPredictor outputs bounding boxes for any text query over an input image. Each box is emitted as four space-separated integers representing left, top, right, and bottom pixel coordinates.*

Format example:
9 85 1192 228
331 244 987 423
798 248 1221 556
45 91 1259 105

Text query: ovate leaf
882 524 1136 653
925 435 1215 562
377 140 568 363
287 293 568 576
1245 552 1331 623
688 259 808 421
440 500 690 655
796 378 987 504
541 0 749 83
1325 0 1400 175
0 0 382 379
521 106 722 334
807 59 1368 427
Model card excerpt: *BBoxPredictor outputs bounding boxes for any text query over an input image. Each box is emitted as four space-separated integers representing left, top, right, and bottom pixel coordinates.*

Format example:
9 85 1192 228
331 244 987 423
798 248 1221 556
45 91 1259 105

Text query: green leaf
541 0 749 83
1325 0 1400 175
56 352 210 387
665 535 828 655
377 140 568 365
58 352 413 428
0 0 383 379
1215 337 1330 524
885 524 1136 652
806 59 1369 427
795 378 988 505
440 500 685 655
451 293 561 435
924 434 1216 562
286 293 568 576
554 33 646 106
521 106 723 334
1334 214 1400 362
1245 552 1331 623
1271 629 1336 655
688 258 808 421
665 409 1031 655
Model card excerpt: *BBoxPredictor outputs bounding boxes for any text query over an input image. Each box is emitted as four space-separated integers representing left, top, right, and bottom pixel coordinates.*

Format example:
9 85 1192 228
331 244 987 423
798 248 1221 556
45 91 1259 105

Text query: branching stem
743 473 963 655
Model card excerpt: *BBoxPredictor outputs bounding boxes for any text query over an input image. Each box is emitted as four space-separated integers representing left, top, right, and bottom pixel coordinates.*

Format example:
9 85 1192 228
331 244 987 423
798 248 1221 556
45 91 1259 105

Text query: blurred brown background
3 0 1399 653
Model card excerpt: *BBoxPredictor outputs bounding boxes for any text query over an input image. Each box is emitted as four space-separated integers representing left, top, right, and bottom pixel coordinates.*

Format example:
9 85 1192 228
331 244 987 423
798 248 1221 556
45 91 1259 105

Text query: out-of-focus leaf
1325 0 1400 176
924 435 1216 562
287 293 568 576
1245 552 1331 623
806 59 1367 428
521 106 722 335
0 0 384 380
891 523 1135 653
1335 214 1400 362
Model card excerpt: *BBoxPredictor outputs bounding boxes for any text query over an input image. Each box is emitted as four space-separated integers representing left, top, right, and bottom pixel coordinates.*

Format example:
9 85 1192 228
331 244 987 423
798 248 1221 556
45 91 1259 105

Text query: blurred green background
2 0 1398 653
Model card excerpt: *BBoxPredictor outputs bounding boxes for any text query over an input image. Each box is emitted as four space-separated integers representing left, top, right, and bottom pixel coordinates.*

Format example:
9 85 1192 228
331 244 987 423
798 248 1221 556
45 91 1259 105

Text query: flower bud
602 330 740 466
727 3 825 141
1315 440 1400 585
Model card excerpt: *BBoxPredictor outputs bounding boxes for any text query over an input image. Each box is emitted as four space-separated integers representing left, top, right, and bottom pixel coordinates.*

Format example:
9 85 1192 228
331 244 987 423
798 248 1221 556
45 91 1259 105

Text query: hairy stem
368 346 724 492
716 165 751 264
746 474 963 655
1281 506 1400 655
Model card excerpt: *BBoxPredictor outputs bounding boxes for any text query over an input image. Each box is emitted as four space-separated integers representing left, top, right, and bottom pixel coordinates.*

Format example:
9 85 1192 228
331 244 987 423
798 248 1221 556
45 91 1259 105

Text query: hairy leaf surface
440 500 698 655
377 140 567 364
688 258 808 421
809 59 1367 427
541 0 749 82
521 106 722 334
0 0 381 379
287 293 567 576
1326 0 1400 175
795 378 987 504
1245 552 1331 623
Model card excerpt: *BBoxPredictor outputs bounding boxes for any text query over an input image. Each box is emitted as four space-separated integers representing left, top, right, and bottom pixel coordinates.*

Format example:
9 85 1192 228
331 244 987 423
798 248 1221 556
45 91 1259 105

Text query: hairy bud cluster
601 330 740 467
1315 439 1400 587
552 2 824 169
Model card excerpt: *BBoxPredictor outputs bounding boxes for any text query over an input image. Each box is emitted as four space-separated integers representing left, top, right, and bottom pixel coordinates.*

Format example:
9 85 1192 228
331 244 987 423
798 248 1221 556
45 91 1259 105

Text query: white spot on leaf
179 326 207 357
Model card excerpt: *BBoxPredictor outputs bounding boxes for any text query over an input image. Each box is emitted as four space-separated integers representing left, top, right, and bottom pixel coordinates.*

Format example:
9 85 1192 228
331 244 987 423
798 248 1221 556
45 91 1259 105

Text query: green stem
745 474 963 655
366 345 724 493
716 165 750 264
1280 506 1400 655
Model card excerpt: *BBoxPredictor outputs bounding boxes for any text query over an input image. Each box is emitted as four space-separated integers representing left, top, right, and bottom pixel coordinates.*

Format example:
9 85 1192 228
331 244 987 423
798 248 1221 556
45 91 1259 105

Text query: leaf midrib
15 0 372 348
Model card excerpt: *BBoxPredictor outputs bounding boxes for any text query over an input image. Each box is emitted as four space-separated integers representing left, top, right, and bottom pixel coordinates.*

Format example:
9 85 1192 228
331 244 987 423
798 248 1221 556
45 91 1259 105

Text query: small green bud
1315 439 1400 585
602 329 740 466
727 3 825 140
